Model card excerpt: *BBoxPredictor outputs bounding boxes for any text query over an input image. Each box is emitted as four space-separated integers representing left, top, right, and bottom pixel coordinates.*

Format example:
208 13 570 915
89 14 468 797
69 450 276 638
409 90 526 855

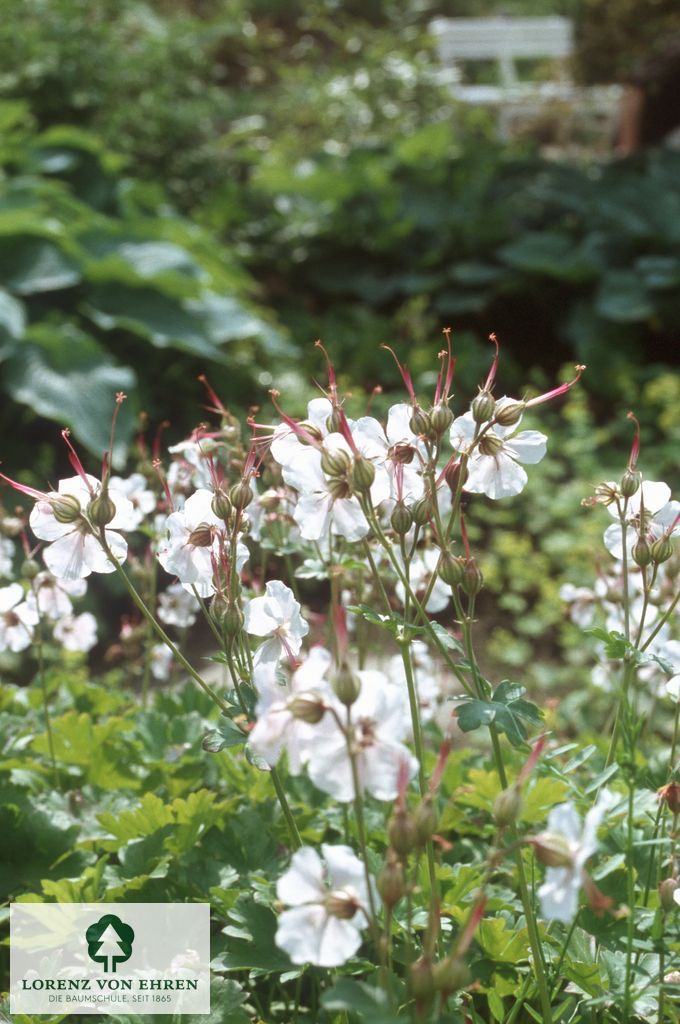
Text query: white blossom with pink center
275 844 375 967
27 572 87 621
244 580 309 670
109 472 157 530
0 583 39 652
603 480 680 560
54 611 98 652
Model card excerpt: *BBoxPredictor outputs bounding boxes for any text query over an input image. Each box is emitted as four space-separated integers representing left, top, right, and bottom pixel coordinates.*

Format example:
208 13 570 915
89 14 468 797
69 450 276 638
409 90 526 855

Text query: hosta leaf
0 237 81 293
0 287 25 359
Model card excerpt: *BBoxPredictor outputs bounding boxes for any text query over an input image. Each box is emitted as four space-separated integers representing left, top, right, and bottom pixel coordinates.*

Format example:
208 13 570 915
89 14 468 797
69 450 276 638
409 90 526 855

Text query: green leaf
345 604 420 640
214 896 293 976
202 716 248 754
455 682 543 747
0 287 25 359
321 979 400 1024
595 271 654 323
0 237 81 293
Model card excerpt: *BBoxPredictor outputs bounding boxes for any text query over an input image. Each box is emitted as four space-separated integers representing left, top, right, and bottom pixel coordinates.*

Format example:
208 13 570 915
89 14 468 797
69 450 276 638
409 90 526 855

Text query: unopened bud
188 523 214 547
409 407 430 437
413 795 437 847
529 832 574 868
651 537 674 564
493 785 522 828
87 492 116 527
412 494 433 527
288 694 326 725
325 408 344 434
478 433 504 457
211 487 232 521
632 537 652 567
388 808 418 858
493 401 524 427
325 890 358 920
409 957 435 1000
327 477 352 500
472 390 496 424
51 494 82 524
21 558 40 579
321 449 351 478
390 500 413 535
377 850 405 908
444 459 468 495
461 559 483 597
659 782 680 814
433 956 470 994
439 551 465 588
352 456 376 493
429 402 454 435
620 470 641 498
229 480 253 510
299 422 323 445
659 878 678 913
215 600 244 638
331 663 361 706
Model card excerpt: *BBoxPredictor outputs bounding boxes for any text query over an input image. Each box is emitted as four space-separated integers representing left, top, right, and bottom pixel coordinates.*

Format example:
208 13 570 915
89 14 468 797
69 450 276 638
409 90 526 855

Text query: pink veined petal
603 523 632 560
504 430 548 466
275 905 327 965
252 636 284 669
651 500 680 537
248 704 292 767
43 531 88 580
636 480 672 517
465 452 528 500
283 449 325 495
276 846 325 906
58 475 97 503
307 397 333 430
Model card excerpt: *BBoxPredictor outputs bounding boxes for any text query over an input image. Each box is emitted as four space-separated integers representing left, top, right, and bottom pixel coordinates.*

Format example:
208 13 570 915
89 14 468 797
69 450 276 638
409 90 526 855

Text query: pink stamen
524 365 586 408
314 340 338 398
381 345 417 403
152 420 171 463
61 429 95 495
460 511 473 561
151 459 174 511
269 390 324 449
626 411 640 471
483 333 500 392
198 374 227 416
0 471 47 502
518 734 546 785
334 605 349 662
396 758 410 812
429 739 452 794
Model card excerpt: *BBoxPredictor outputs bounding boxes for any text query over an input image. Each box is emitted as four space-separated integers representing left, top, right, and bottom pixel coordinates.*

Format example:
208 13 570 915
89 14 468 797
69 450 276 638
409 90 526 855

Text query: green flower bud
659 878 678 913
377 850 405 908
478 433 504 457
325 408 344 434
412 494 434 527
409 407 430 437
439 551 465 588
429 401 454 435
620 469 641 498
472 390 496 424
461 559 483 597
651 536 674 564
288 694 326 725
331 663 361 706
390 500 413 536
352 456 376 493
493 785 522 828
188 523 214 547
632 537 652 567
413 795 437 847
229 480 253 510
321 449 352 478
388 808 418 858
433 956 470 994
21 558 40 580
529 832 574 868
212 598 244 638
409 957 435 1001
211 487 233 521
51 494 82 524
327 477 352 501
87 492 116 527
444 459 468 495
493 401 524 427
298 422 323 445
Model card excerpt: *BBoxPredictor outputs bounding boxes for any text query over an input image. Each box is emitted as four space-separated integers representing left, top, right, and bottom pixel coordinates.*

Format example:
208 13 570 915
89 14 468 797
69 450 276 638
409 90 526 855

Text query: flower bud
325 890 359 920
326 407 344 434
298 422 323 445
461 559 483 598
651 537 674 564
444 459 468 495
478 433 504 457
377 850 405 908
658 782 680 814
528 832 574 868
409 957 435 1001
288 694 326 725
493 785 522 828
632 537 652 567
412 494 433 527
188 523 214 547
87 491 116 527
413 795 437 847
51 494 82 524
429 401 454 435
211 487 233 521
432 956 470 994
409 407 430 437
439 551 465 588
213 599 244 638
388 808 418 858
493 401 524 427
472 390 496 424
331 663 361 706
21 558 40 580
659 877 678 913
327 477 352 501
352 456 376 493
620 469 641 498
390 500 413 536
229 480 253 510
320 449 351 478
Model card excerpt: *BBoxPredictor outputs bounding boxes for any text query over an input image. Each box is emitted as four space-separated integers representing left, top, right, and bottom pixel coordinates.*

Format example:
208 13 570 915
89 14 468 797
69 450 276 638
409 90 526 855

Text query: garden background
1 1 680 1021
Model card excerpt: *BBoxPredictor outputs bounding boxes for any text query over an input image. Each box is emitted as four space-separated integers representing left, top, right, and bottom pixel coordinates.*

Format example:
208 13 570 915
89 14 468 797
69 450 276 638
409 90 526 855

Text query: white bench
430 16 621 145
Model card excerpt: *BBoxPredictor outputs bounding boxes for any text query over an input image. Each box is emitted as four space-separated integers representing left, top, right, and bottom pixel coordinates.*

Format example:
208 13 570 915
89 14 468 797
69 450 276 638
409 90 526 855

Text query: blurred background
0 0 678 696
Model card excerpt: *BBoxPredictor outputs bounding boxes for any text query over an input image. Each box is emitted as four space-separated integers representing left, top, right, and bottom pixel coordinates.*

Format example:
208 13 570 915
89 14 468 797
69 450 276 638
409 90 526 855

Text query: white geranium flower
536 789 615 923
109 473 156 529
249 646 333 771
0 583 39 652
449 398 547 500
306 671 418 803
395 548 450 614
270 397 335 468
27 572 87 620
0 536 14 578
351 405 425 504
53 612 97 652
156 489 225 598
150 643 173 681
244 580 309 669
275 844 374 967
157 583 200 628
28 474 131 581
603 481 680 560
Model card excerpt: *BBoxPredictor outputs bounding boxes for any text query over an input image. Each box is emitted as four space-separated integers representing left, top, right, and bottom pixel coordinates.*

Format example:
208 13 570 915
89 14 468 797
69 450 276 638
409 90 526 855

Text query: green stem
623 779 636 1024
270 765 302 850
549 916 578 1000
36 623 58 788
141 559 158 707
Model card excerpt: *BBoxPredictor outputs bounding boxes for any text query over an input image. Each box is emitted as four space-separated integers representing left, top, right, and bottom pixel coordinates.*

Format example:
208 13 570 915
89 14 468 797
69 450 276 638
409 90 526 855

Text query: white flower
0 583 39 652
350 405 425 504
537 789 615 923
29 474 131 581
156 489 225 597
0 536 14 578
151 643 173 681
157 583 200 628
275 844 374 967
270 397 335 468
109 473 156 529
306 671 418 803
244 580 309 669
603 481 680 560
449 398 547 500
386 641 440 724
53 612 97 652
27 572 86 621
249 647 333 771
395 548 450 614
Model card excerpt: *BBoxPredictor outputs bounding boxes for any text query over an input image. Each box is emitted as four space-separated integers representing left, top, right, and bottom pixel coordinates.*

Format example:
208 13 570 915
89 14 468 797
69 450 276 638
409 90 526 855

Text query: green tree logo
86 914 135 973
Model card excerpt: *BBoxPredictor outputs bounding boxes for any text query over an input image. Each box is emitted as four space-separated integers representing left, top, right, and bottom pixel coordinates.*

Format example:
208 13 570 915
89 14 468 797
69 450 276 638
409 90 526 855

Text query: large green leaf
0 287 25 359
0 236 81 293
2 324 136 457
595 271 654 323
